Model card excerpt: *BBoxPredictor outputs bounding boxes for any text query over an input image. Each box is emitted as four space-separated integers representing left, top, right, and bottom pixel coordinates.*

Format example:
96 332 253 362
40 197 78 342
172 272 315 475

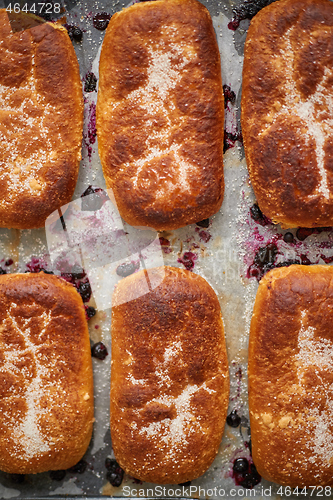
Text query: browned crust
241 0 333 228
0 11 83 229
97 0 224 231
249 265 333 487
0 273 94 474
111 266 229 483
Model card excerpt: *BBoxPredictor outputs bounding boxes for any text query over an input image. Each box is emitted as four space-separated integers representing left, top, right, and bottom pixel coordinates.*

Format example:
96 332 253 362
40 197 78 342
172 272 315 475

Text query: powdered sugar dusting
0 304 59 459
138 382 214 457
259 28 333 200
0 30 71 205
110 29 201 198
295 311 333 464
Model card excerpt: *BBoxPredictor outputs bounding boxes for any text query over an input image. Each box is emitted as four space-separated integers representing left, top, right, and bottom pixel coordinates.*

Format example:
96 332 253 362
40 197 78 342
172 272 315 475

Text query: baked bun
110 266 229 484
241 0 333 228
249 265 333 487
0 273 94 474
0 11 83 229
97 0 224 231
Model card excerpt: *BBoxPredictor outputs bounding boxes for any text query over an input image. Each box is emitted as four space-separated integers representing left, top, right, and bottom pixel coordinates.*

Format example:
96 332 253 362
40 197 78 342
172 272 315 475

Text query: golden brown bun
97 0 224 231
241 0 333 228
0 273 94 474
0 11 83 229
249 265 333 487
110 267 229 484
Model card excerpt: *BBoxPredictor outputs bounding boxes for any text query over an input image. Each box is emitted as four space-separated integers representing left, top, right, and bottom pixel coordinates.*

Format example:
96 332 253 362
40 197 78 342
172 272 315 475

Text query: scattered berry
196 219 210 228
283 232 294 243
91 342 108 360
93 12 111 30
233 458 249 474
67 25 83 42
79 281 92 303
85 306 96 320
84 73 97 93
228 0 277 31
240 464 261 489
226 409 241 428
5 259 13 266
105 459 124 487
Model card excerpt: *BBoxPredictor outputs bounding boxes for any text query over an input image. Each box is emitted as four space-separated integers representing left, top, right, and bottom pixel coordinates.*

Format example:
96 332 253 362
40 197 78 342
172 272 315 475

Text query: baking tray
0 0 332 498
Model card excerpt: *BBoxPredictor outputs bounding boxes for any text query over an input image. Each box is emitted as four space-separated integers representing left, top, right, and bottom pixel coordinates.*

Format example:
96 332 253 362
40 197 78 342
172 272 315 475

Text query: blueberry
196 219 210 228
91 342 108 360
84 73 97 93
106 470 124 487
254 243 277 266
93 12 111 31
105 458 119 472
240 463 261 489
0 268 7 275
5 259 13 266
68 459 87 474
67 25 83 42
85 306 96 319
116 262 139 277
105 459 124 487
72 27 83 42
250 204 263 222
227 409 241 428
50 470 66 481
233 458 249 473
79 281 92 302
283 232 294 243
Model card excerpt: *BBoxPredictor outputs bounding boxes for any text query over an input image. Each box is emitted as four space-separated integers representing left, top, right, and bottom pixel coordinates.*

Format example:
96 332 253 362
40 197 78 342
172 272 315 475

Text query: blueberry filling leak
248 242 278 281
223 130 243 153
228 0 278 31
223 85 236 108
249 203 270 226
